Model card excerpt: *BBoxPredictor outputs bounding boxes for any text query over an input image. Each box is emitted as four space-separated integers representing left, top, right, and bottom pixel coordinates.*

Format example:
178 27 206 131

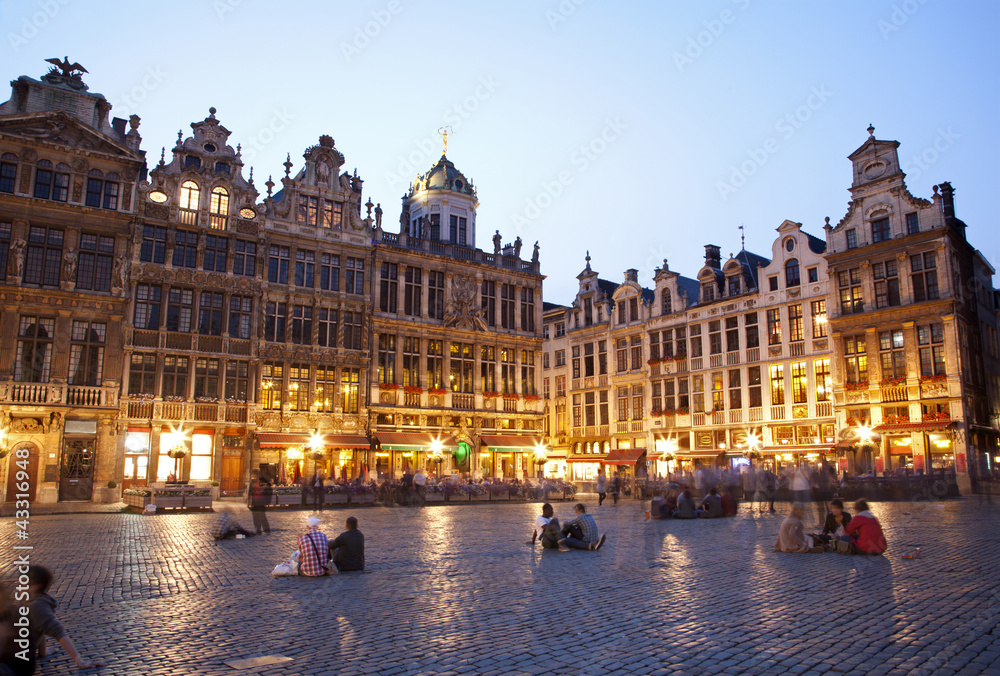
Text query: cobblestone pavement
2 497 1000 676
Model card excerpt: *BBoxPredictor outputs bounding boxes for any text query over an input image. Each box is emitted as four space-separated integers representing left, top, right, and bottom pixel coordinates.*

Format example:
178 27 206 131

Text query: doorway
5 443 39 502
221 456 243 493
122 454 149 490
59 439 95 501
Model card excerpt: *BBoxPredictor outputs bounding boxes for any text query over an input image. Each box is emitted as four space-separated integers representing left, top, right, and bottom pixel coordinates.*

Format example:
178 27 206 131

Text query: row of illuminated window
375 414 542 431
148 180 251 230
844 213 922 250
694 424 837 450
0 225 123 290
836 253 939 315
122 429 216 482
377 337 536 395
14 317 107 385
0 155 122 210
260 363 361 414
842 324 946 384
407 213 469 245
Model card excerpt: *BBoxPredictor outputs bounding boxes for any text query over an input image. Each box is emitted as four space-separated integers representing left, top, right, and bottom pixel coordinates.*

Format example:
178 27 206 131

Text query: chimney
624 268 638 283
704 244 721 269
939 181 956 223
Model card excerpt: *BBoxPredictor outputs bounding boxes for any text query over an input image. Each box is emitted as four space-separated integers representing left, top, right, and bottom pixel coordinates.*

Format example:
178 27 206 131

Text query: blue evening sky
2 0 997 303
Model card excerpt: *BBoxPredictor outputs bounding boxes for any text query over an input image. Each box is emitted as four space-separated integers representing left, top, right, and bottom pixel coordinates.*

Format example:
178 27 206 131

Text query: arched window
209 186 229 230
661 290 671 315
785 258 800 288
179 180 200 225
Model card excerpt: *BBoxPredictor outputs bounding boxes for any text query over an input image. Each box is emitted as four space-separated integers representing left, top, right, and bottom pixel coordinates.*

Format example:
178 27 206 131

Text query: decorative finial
365 197 374 219
867 123 875 139
265 175 274 198
663 258 669 271
236 143 241 155
248 167 254 183
158 147 166 167
177 129 183 143
44 56 87 78
585 250 591 271
437 126 453 156
209 106 217 118
283 153 292 178
824 216 831 226
739 223 745 250
933 184 939 195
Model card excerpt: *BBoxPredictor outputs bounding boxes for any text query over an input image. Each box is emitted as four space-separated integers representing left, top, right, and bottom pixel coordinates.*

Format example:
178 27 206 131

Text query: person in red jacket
841 499 887 554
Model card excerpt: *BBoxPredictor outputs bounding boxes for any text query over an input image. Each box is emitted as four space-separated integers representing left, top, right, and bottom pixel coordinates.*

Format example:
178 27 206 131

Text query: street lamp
533 443 549 480
856 423 874 475
429 438 445 479
742 432 762 467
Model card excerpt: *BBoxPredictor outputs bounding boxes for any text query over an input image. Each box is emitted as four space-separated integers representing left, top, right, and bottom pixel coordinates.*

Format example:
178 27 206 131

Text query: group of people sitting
775 498 887 555
297 515 366 575
648 486 738 519
526 503 607 551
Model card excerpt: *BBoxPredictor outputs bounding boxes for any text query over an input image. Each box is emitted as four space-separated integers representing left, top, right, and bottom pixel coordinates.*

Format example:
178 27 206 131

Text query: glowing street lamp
429 437 445 478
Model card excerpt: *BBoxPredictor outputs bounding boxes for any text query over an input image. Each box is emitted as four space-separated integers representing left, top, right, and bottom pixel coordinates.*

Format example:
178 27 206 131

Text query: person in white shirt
413 469 427 506
526 503 561 549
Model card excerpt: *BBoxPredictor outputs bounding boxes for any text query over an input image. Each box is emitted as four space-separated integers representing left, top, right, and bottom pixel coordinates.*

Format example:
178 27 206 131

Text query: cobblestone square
4 498 1000 675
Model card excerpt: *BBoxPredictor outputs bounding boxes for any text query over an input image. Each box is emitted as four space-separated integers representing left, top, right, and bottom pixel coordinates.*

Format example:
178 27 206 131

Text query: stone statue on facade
514 236 522 259
493 230 501 255
532 241 539 264
9 239 25 278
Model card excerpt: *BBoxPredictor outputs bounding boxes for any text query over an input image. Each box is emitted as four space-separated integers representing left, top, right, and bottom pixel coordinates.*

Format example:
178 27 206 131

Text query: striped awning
604 448 645 465
874 422 955 433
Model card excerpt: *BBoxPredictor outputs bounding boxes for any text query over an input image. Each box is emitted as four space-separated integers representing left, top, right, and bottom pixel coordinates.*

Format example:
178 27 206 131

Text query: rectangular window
451 343 474 393
918 324 946 377
501 348 516 394
86 176 118 209
379 334 397 384
844 335 868 383
449 215 468 245
807 267 818 283
879 329 906 380
317 308 338 347
690 325 702 358
428 213 440 241
728 369 741 410
315 366 336 411
873 259 900 308
320 253 339 291
838 268 864 314
726 317 740 352
769 364 785 405
0 160 16 193
345 256 365 294
480 280 495 326
747 366 762 408
709 320 722 355
871 217 890 243
711 371 724 411
811 300 827 338
766 309 782 345
911 252 939 302
161 355 189 398
677 378 689 409
428 271 445 320
0 222 9 281
203 234 228 273
846 228 857 249
227 296 253 339
404 267 422 317
225 360 249 401
297 195 319 225
521 350 535 395
343 311 363 350
480 345 496 392
554 350 566 367
194 357 220 399
791 361 807 404
166 288 194 333
197 291 224 336
233 240 255 276
692 375 704 413
264 301 286 342
134 284 162 329
129 352 157 395
141 226 167 264
744 314 759 349
290 305 312 344
380 262 398 312
288 363 310 411
75 233 114 291
172 231 198 268
814 358 831 402
342 368 359 414
23 226 62 287
788 304 803 342
572 345 581 379
268 245 289 284
630 335 643 371
631 383 644 420
402 337 420 387
500 283 515 329
584 342 595 377
905 212 919 234
261 362 283 410
295 250 315 287
616 339 628 373
520 288 535 332
67 321 105 386
322 201 343 229
573 394 583 428
428 340 444 390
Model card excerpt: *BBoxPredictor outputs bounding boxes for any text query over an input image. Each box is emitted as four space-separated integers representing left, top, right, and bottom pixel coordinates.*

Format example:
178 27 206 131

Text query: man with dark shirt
328 516 365 572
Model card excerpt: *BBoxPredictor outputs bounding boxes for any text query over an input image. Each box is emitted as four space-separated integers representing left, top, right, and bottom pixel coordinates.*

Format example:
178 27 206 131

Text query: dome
410 154 476 198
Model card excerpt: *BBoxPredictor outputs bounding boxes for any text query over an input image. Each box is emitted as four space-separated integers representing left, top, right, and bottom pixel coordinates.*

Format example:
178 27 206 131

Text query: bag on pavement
271 561 297 576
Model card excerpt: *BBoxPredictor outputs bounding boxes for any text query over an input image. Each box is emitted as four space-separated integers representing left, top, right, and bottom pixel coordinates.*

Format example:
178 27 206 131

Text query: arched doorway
5 442 39 503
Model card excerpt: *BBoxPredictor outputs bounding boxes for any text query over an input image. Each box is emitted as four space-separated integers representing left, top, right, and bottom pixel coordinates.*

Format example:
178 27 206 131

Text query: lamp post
856 424 874 475
429 438 444 480
742 432 762 468
533 443 549 480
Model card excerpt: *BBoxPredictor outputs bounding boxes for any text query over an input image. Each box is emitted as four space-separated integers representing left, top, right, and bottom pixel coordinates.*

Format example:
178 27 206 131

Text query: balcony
209 214 228 230
690 357 703 371
790 342 805 357
133 329 159 348
403 392 421 407
126 399 154 419
453 394 474 410
197 335 223 353
816 402 832 417
770 405 786 420
748 407 763 422
726 351 740 366
162 402 186 420
178 208 198 226
712 411 726 425
709 354 723 368
728 409 742 424
225 404 249 422
616 421 629 433
194 403 219 421
2 383 118 408
881 385 908 403
746 347 760 363
503 398 518 413
693 412 706 426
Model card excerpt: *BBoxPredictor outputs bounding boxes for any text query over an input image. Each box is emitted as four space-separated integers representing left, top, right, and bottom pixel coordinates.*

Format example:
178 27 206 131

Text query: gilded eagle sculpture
45 57 88 78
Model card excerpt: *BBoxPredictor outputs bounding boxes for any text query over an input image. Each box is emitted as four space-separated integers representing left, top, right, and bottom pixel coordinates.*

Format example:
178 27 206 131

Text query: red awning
874 421 954 433
257 433 311 447
480 435 544 450
604 448 646 465
321 434 370 449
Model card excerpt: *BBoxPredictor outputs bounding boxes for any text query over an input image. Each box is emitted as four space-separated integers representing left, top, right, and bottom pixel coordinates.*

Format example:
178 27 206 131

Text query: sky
2 0 997 304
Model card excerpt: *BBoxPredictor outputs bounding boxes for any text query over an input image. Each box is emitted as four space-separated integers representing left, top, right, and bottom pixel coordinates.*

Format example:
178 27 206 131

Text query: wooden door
58 439 95 501
122 454 149 490
220 456 243 493
5 443 39 502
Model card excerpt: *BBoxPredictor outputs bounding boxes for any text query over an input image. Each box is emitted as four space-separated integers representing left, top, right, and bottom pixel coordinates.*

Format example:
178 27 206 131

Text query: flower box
425 492 445 502
350 493 375 504
184 495 213 509
490 491 509 501
153 496 184 509
472 492 491 501
275 493 305 506
325 493 348 504
124 493 152 509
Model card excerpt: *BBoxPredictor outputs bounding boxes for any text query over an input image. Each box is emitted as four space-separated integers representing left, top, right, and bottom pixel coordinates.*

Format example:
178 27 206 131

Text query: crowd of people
774 498 888 555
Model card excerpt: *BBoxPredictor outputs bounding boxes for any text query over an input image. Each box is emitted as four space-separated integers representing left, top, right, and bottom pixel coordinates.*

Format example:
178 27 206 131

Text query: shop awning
375 432 455 451
761 446 835 454
257 433 311 447
603 448 646 465
677 450 731 458
873 421 955 433
480 435 545 452
321 434 371 449
567 457 605 463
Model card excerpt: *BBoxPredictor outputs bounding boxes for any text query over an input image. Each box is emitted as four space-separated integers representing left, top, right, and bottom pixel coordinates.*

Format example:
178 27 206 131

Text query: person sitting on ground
298 515 330 576
212 510 255 540
674 487 698 519
28 565 106 670
328 516 365 572
526 502 561 548
720 487 737 517
699 487 723 518
814 498 852 546
774 503 825 553
840 499 887 555
558 503 606 551
664 489 679 514
649 492 667 520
